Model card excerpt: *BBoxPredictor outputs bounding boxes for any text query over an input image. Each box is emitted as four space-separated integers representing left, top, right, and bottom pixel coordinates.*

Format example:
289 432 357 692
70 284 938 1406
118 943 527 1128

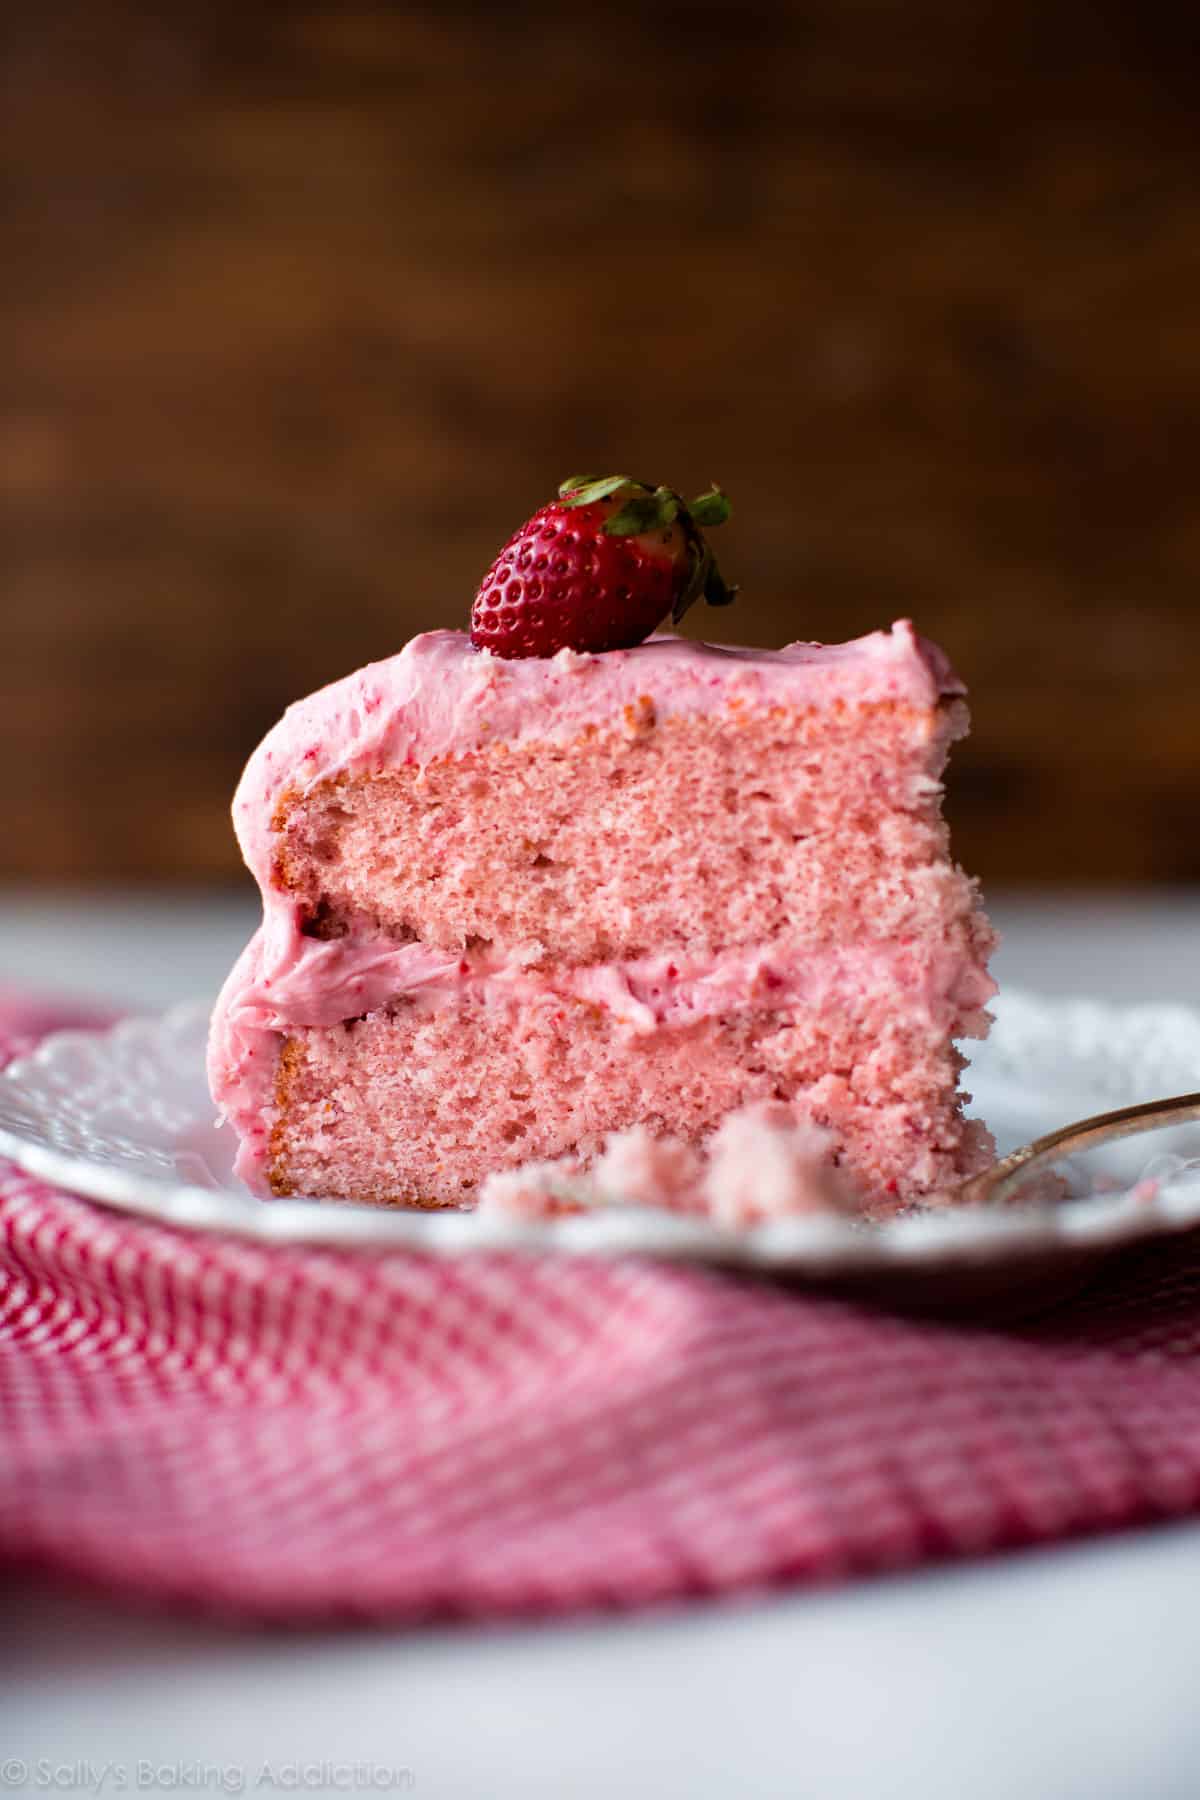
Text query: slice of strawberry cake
208 476 995 1213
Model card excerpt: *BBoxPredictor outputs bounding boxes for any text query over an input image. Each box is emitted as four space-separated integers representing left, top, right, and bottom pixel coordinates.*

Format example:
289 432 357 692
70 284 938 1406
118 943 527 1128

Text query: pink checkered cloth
3 999 1200 1622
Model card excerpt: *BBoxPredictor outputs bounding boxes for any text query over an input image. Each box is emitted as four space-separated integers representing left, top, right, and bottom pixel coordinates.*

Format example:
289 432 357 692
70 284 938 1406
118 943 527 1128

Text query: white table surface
2 886 1199 1800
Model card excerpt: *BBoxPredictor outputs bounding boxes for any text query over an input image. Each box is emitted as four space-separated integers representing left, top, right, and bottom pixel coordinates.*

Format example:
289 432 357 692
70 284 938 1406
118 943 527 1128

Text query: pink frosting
209 622 973 1190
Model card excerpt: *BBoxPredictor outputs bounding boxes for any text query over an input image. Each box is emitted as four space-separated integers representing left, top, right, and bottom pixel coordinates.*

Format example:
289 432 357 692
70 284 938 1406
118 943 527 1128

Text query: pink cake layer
238 622 965 966
234 622 961 885
269 954 991 1209
210 929 994 1203
275 701 970 963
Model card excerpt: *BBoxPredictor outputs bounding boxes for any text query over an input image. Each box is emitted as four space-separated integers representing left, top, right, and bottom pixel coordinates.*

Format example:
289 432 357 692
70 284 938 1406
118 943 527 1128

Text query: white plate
2 990 1200 1297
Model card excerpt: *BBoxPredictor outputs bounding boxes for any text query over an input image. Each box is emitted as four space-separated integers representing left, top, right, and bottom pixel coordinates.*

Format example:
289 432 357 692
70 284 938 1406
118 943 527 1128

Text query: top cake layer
235 623 969 965
234 623 959 882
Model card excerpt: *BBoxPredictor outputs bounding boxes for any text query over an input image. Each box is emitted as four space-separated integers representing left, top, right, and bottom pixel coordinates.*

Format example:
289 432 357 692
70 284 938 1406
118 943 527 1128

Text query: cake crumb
703 1102 860 1226
476 1159 586 1220
591 1125 705 1211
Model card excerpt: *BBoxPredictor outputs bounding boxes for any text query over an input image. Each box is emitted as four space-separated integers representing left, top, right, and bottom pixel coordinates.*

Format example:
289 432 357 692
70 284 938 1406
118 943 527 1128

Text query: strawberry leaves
558 474 637 506
605 488 679 536
688 486 733 529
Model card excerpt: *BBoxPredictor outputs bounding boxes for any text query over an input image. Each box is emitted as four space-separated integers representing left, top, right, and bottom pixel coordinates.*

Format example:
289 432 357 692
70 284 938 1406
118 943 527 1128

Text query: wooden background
6 0 1200 886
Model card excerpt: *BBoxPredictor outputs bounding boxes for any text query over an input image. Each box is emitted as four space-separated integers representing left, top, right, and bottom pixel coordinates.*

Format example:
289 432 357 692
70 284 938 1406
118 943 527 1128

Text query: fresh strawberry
470 474 737 659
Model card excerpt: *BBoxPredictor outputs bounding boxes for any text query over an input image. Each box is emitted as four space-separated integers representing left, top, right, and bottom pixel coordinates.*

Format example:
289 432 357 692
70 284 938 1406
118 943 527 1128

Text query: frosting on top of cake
233 621 961 892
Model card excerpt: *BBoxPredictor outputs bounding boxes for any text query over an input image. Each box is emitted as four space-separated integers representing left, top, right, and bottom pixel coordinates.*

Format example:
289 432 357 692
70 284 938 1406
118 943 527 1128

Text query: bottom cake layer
266 984 993 1210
